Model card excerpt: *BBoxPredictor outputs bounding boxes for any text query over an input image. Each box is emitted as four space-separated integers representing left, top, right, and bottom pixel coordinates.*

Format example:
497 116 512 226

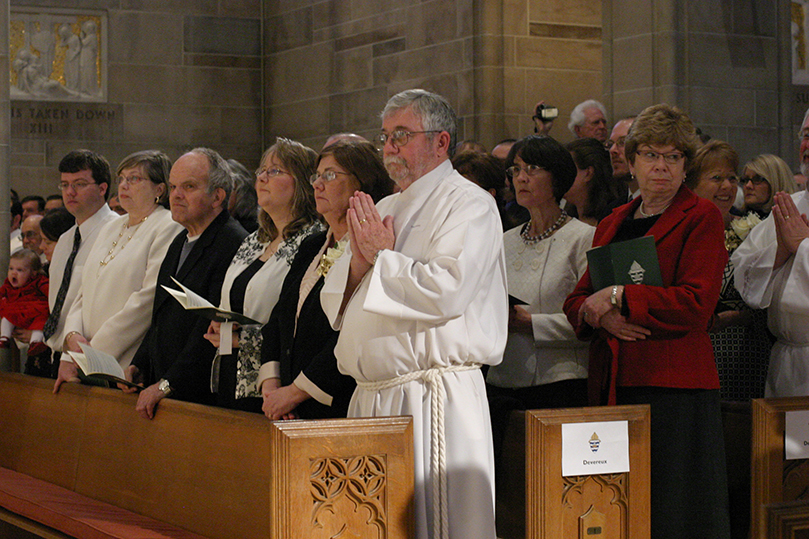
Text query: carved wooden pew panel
0 372 414 539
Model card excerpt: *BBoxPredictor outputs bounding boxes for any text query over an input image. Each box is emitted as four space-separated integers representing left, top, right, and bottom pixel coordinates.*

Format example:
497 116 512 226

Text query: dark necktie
43 227 81 340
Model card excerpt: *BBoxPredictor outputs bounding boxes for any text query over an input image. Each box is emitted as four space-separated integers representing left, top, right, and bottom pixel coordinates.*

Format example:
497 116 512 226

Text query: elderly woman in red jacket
563 104 730 539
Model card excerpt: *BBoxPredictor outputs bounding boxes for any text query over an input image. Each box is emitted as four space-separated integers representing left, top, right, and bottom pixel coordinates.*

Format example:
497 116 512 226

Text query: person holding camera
532 101 558 135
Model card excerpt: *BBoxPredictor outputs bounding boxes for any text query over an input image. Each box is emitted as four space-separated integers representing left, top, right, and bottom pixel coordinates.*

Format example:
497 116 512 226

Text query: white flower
730 212 762 241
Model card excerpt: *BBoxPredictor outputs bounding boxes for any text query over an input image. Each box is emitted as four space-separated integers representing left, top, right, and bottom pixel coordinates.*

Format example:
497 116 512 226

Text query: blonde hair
743 154 797 212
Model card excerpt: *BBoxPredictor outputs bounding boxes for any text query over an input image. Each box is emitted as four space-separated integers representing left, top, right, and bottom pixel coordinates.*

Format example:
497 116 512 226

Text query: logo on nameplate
589 432 601 452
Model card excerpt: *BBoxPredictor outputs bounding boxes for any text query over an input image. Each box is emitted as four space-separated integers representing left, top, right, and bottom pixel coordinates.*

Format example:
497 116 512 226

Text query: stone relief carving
9 9 107 102
310 455 387 538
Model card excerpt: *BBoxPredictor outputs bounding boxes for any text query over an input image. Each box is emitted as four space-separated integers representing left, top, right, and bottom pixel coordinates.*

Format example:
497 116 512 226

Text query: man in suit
125 148 247 419
50 150 117 389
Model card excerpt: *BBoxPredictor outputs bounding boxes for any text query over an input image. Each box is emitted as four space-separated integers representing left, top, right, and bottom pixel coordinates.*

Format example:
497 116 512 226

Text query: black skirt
617 386 731 539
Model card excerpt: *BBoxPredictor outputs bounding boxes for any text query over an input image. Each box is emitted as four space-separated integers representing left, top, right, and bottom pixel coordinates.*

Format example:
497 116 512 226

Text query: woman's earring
155 196 161 204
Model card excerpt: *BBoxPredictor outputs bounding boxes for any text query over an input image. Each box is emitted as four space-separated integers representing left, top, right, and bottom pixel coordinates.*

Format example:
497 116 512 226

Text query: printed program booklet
161 276 261 326
66 343 141 389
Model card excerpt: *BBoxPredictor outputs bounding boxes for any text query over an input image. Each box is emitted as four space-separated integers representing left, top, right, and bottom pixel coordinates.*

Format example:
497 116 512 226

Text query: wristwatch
610 285 619 307
158 378 173 397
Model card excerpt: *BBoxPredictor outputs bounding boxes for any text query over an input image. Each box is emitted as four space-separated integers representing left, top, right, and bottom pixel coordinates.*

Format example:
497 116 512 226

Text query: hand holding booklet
161 276 261 326
66 343 141 389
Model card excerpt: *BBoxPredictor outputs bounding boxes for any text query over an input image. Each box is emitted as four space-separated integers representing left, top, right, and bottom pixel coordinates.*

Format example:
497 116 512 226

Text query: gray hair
799 107 809 137
568 99 608 136
188 147 233 201
226 159 258 225
381 89 457 154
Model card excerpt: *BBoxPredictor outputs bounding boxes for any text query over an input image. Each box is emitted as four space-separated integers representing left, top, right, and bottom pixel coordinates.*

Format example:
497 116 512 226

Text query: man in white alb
320 89 508 539
733 185 809 397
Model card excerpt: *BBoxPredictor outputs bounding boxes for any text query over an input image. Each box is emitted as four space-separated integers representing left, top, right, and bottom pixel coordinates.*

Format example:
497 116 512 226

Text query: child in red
0 249 49 355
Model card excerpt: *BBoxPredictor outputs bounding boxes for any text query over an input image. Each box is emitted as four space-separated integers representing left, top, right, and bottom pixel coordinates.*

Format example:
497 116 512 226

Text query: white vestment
732 190 809 397
321 160 508 539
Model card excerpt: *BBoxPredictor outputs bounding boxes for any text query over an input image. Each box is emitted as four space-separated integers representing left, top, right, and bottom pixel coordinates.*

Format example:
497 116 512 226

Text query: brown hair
685 140 739 190
317 140 395 203
624 104 700 167
10 249 43 276
116 150 172 208
257 138 320 243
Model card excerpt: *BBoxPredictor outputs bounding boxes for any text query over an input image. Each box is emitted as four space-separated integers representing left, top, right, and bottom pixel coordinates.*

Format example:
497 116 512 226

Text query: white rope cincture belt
356 362 481 539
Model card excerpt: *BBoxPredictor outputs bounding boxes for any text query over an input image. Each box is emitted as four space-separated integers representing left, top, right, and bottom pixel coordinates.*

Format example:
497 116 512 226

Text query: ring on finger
359 218 367 224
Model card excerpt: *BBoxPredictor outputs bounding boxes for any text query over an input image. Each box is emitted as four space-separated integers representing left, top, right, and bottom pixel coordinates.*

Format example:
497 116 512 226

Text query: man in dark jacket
126 147 247 419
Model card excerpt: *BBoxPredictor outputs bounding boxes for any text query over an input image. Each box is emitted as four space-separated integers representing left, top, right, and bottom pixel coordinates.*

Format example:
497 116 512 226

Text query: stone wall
499 0 603 144
8 0 263 198
603 0 795 169
263 0 602 151
4 0 606 199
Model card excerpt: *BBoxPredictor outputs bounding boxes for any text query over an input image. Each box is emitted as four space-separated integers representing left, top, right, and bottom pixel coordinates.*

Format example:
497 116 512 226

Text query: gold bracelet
63 331 82 350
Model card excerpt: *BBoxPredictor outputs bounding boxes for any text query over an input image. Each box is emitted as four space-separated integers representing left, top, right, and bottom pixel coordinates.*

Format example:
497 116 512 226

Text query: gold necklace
99 215 148 268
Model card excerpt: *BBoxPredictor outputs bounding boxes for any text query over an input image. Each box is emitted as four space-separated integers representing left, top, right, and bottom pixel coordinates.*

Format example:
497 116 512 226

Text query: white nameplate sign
784 410 809 460
562 420 630 477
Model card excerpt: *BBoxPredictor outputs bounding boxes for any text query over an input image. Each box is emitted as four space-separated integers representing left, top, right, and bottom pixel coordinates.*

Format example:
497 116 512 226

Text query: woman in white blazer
62 150 182 369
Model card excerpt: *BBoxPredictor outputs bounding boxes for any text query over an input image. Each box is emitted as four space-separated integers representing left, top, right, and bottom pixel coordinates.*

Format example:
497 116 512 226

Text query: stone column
0 0 9 372
603 0 793 166
1 0 9 258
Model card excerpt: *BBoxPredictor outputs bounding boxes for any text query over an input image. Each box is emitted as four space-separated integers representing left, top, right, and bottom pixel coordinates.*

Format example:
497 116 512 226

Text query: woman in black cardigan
258 140 394 419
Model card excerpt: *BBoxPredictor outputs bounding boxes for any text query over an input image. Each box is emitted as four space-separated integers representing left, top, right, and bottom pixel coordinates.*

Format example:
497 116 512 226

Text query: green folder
586 236 664 290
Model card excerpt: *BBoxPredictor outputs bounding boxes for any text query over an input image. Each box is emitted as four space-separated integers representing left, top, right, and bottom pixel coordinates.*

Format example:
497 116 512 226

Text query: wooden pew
494 406 650 539
767 499 809 539
0 371 414 538
751 397 809 539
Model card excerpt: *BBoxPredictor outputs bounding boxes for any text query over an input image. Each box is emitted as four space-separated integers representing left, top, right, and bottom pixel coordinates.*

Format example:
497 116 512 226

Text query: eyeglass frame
506 164 547 178
634 149 685 166
606 136 627 150
742 174 769 186
57 180 98 192
309 170 351 186
115 174 148 187
255 167 289 180
374 130 441 150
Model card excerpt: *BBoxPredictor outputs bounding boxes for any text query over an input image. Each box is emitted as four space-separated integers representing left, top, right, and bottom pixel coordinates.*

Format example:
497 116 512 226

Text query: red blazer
563 186 727 404
0 273 50 330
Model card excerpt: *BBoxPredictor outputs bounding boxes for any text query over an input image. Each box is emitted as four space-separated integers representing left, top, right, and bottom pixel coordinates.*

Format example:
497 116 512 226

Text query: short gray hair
188 147 233 201
226 159 258 225
568 99 607 136
798 107 809 137
381 89 457 154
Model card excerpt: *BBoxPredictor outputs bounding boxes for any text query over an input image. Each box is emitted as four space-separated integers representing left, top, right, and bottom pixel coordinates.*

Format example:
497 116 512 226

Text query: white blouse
219 223 323 399
486 218 595 388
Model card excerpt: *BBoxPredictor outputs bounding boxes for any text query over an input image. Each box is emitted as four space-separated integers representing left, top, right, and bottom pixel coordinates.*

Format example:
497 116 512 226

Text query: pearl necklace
520 209 568 245
99 215 148 268
638 201 671 218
